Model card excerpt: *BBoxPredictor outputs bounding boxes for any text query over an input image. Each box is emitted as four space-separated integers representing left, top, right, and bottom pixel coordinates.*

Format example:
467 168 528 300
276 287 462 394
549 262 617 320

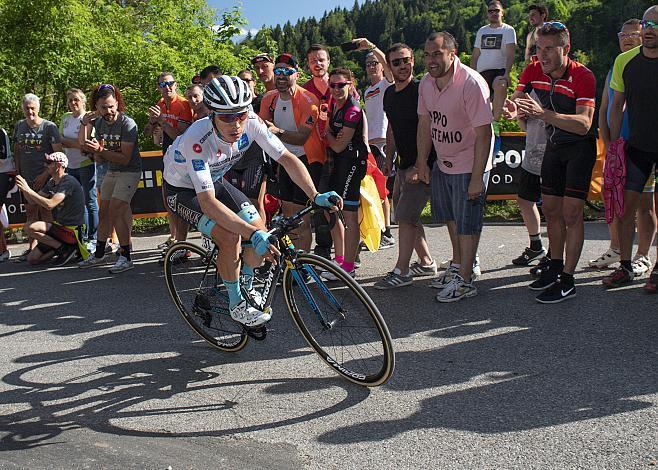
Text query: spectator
13 93 63 261
525 4 549 62
604 6 658 293
258 53 324 252
252 54 276 95
374 43 437 289
60 88 98 251
0 127 15 262
15 152 85 267
358 38 396 249
592 19 656 277
321 67 369 279
184 84 209 121
417 32 494 302
199 65 221 86
507 22 597 303
78 84 142 273
303 44 334 259
471 0 517 94
238 69 258 110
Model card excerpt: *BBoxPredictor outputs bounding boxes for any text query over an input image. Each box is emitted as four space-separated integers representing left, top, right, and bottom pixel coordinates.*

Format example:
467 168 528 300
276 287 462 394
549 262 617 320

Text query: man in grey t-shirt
15 152 85 267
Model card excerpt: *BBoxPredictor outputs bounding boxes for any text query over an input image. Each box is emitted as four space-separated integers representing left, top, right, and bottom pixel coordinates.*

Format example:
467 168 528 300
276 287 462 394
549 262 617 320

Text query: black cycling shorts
517 168 541 203
277 155 323 205
625 144 658 193
163 179 253 229
328 156 367 212
540 138 597 200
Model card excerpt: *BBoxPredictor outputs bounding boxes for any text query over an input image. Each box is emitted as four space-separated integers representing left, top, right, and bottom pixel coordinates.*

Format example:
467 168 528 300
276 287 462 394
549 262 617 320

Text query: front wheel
282 253 395 386
164 242 248 352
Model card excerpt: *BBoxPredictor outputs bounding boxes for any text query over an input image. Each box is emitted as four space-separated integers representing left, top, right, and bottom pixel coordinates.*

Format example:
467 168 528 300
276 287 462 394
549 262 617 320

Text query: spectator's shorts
540 138 597 200
277 155 323 205
517 167 542 203
100 171 141 202
392 168 430 224
625 144 658 194
328 156 367 212
431 168 490 235
46 223 77 245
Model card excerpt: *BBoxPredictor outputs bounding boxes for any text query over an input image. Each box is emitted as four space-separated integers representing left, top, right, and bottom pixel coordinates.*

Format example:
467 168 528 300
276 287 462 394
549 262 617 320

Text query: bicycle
163 202 395 387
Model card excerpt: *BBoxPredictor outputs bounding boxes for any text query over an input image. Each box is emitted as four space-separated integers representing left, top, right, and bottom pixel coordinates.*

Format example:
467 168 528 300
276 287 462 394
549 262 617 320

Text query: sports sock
342 261 355 272
95 240 106 259
529 233 543 252
560 272 574 286
335 255 344 265
620 260 632 271
383 226 392 238
224 279 244 309
653 262 658 273
549 258 564 272
241 264 255 290
120 245 131 261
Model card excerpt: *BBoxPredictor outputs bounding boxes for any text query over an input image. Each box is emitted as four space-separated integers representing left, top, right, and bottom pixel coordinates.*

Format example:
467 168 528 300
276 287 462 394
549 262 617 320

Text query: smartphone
340 41 358 52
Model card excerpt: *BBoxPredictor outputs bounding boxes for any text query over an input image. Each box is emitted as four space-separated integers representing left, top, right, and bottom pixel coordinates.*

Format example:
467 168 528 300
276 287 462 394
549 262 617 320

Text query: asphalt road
1 221 656 469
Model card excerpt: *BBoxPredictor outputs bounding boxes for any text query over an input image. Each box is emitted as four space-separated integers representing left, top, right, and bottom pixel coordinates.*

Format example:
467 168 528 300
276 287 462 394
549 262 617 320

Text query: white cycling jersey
163 112 286 194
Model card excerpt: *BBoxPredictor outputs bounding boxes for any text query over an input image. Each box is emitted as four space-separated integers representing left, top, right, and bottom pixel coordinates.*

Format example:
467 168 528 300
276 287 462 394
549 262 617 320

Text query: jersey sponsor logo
199 130 213 144
174 149 186 163
192 159 206 171
237 134 250 150
345 110 360 122
192 143 202 153
266 128 274 139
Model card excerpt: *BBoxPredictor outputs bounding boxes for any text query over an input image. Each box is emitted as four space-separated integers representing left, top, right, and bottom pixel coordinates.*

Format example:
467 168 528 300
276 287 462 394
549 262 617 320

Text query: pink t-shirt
417 57 493 174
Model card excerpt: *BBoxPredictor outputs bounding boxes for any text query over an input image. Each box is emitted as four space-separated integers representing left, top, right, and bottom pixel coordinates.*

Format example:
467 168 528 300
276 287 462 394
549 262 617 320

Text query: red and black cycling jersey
328 96 368 159
516 59 596 145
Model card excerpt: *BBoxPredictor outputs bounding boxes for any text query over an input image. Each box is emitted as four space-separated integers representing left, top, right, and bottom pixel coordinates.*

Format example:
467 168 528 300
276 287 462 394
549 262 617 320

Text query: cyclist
162 75 341 327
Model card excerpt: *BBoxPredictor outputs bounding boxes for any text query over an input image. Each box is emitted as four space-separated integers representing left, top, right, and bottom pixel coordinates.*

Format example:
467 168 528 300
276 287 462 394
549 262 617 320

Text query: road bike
163 202 395 387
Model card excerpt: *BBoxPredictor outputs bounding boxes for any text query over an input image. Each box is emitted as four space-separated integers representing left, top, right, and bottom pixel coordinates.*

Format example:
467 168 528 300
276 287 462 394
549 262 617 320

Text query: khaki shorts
393 167 430 224
100 171 141 202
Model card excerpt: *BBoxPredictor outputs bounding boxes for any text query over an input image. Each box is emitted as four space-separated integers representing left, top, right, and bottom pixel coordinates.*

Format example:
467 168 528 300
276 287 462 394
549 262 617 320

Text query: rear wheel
282 253 394 386
164 242 248 352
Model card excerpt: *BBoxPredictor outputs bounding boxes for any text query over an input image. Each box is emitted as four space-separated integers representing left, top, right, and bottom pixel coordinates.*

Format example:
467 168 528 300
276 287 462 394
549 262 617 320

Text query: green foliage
0 0 253 150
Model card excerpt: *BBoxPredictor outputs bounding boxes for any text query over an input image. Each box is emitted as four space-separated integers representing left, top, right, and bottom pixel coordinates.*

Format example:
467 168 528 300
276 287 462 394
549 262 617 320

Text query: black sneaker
51 244 78 267
513 247 547 266
536 279 576 304
528 268 558 291
529 256 550 279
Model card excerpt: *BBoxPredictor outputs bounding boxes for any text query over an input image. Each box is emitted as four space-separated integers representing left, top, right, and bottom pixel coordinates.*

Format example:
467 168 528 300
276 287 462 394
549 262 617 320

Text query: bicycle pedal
244 324 267 341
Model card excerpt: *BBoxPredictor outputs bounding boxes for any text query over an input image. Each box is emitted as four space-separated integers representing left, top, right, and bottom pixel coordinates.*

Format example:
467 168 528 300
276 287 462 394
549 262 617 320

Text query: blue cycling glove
250 230 273 256
314 191 340 209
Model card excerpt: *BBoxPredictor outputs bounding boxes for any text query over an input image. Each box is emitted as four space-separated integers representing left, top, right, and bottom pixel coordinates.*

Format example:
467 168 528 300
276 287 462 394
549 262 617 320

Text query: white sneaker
435 274 478 303
0 250 10 262
230 300 271 327
631 254 652 276
78 254 108 268
588 248 620 269
429 263 459 289
320 268 355 281
109 255 134 273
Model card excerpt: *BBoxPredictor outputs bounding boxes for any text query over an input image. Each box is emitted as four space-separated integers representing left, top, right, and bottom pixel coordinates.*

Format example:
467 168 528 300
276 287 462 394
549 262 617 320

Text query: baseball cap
275 53 298 69
45 152 68 168
251 53 274 65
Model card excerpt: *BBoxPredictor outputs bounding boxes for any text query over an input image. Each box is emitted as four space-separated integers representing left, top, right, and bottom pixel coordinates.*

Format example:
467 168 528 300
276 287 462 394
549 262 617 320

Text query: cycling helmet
203 75 252 113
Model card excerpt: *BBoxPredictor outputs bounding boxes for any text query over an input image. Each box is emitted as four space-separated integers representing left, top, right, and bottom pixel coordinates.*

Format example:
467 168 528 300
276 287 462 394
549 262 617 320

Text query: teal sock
241 264 255 290
224 279 244 309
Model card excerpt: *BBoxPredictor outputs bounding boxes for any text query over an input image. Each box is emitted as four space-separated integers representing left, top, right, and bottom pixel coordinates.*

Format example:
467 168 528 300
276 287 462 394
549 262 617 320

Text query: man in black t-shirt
15 152 85 266
374 43 438 290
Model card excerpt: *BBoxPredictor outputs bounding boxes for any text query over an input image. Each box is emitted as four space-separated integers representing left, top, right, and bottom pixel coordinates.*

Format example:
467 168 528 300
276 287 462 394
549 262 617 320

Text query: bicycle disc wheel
164 242 248 352
282 253 394 386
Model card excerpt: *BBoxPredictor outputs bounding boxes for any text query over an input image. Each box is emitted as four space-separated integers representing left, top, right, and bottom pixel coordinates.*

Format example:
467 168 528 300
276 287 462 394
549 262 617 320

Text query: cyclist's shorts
540 138 597 200
328 156 367 212
625 145 658 194
163 178 256 229
277 155 323 205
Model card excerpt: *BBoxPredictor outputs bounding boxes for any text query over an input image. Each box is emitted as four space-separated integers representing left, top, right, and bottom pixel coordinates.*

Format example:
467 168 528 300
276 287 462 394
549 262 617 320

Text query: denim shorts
430 167 490 235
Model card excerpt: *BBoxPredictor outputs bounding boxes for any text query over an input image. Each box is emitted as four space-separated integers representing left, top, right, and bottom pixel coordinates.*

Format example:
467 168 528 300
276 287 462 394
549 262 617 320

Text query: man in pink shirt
416 31 494 302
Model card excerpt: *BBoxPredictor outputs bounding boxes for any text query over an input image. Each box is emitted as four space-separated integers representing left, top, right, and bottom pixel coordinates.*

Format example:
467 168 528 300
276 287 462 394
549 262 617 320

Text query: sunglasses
273 67 297 76
488 8 501 13
215 111 249 123
159 80 176 88
641 20 658 30
365 61 380 67
542 21 568 31
617 31 641 39
329 82 351 89
391 56 412 67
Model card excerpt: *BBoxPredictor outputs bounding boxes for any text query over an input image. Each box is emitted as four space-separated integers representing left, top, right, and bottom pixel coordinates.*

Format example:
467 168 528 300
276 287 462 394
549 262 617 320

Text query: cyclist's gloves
314 191 341 209
250 229 273 256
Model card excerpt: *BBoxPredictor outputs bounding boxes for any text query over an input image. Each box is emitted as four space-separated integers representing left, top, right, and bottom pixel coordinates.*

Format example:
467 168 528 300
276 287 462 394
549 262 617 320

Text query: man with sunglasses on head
258 54 325 254
162 75 340 327
605 6 658 293
374 43 438 290
471 0 517 93
505 21 597 303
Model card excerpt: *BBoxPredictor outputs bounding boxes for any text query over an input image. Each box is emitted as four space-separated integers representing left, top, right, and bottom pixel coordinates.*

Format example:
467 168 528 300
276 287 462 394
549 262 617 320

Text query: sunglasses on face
273 67 297 76
617 31 641 39
488 8 501 13
159 80 175 89
215 111 249 123
365 61 380 67
391 56 412 67
641 20 658 30
329 82 351 89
